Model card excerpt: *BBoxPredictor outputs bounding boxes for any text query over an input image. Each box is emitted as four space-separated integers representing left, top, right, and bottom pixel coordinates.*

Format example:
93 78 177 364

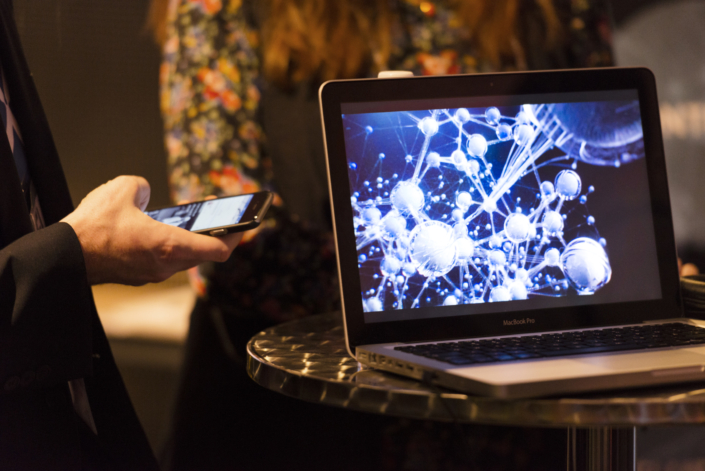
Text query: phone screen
145 194 254 232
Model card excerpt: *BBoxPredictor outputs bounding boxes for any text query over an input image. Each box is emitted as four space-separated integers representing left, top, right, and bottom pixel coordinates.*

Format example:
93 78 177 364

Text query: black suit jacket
0 1 158 469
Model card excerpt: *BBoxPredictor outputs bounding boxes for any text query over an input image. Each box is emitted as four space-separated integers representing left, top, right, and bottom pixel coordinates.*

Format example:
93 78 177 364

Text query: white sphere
482 198 497 213
466 159 481 175
455 108 471 123
555 170 582 200
455 237 475 260
456 191 473 209
453 223 468 238
489 249 506 266
514 124 534 146
490 286 511 302
467 134 488 157
485 107 501 125
383 214 407 237
443 295 459 306
426 152 441 168
542 211 564 235
381 256 402 276
496 124 512 141
365 297 382 312
540 181 556 201
544 247 560 266
509 280 528 300
560 237 612 292
390 182 425 215
418 117 439 136
515 110 530 125
504 213 532 242
451 149 466 167
402 262 417 276
409 221 457 277
362 207 381 225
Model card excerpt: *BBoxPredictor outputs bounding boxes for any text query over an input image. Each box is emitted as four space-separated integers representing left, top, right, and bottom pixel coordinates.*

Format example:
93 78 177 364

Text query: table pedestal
568 427 635 471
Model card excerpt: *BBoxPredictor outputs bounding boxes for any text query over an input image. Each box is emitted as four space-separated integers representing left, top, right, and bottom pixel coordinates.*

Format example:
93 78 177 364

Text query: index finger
172 227 242 263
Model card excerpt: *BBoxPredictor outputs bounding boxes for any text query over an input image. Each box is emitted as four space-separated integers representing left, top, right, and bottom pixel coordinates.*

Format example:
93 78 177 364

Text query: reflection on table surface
247 312 705 427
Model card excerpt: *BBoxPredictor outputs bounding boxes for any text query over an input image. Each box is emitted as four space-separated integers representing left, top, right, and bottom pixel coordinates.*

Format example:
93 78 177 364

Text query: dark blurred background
14 0 169 208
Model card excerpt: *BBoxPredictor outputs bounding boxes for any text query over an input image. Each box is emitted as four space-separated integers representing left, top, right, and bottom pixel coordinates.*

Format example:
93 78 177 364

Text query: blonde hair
263 0 561 87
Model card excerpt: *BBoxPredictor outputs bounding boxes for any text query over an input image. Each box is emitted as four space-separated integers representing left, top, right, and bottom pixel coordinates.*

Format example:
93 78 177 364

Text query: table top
246 312 705 428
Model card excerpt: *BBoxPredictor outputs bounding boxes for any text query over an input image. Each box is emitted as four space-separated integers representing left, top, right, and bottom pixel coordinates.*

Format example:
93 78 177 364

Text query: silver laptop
319 68 705 399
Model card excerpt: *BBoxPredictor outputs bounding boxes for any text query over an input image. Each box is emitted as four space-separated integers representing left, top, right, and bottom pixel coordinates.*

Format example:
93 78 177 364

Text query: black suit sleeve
0 222 94 394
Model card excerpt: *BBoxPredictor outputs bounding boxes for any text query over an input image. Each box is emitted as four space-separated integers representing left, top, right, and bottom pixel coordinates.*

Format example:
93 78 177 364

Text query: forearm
0 222 94 393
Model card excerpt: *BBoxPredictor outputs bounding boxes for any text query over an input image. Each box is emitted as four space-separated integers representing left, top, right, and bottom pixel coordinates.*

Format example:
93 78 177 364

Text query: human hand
61 176 242 285
679 258 700 277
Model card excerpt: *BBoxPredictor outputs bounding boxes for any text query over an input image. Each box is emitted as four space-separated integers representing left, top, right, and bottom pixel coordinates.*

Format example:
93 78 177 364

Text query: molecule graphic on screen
343 100 644 312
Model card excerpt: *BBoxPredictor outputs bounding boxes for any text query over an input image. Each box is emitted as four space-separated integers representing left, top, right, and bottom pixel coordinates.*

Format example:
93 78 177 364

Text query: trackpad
461 348 705 385
579 349 705 373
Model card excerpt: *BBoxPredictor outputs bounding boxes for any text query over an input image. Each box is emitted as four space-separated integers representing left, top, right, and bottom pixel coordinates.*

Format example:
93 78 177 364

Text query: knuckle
157 240 177 264
216 246 231 262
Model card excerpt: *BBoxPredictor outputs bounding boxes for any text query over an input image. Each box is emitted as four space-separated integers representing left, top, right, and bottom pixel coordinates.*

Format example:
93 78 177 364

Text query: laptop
319 67 705 399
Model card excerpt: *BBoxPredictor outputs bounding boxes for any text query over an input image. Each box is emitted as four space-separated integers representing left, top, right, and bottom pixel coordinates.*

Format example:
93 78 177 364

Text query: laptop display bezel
319 68 682 350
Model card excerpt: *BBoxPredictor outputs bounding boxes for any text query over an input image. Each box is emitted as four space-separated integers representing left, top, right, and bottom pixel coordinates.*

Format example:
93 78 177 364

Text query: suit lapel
0 131 32 247
0 0 75 229
0 0 32 247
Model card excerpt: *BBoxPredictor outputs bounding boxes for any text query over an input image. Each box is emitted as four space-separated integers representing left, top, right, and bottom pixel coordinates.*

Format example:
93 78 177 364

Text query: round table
246 312 705 471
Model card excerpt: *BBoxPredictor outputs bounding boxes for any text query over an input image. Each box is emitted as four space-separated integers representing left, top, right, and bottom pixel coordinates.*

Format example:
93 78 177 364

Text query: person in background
150 1 613 469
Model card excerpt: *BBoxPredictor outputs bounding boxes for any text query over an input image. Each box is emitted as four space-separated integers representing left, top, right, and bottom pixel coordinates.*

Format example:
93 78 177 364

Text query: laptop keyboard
394 323 705 366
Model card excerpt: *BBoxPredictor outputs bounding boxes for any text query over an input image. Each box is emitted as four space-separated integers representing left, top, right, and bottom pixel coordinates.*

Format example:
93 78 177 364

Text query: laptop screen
339 89 663 324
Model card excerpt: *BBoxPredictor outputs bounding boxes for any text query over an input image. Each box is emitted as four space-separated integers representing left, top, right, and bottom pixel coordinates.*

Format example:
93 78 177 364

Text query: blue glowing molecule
409 221 457 277
381 256 402 276
455 237 475 260
555 170 582 200
490 286 511 302
426 151 441 167
418 117 439 136
391 181 425 215
560 238 611 292
485 107 501 125
504 213 532 242
451 149 466 167
543 211 564 235
383 213 407 238
362 207 381 225
496 124 513 141
455 108 471 123
540 181 556 201
467 134 488 157
514 124 535 146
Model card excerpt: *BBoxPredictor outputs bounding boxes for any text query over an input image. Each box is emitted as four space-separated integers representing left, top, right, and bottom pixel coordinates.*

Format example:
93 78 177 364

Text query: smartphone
145 191 273 236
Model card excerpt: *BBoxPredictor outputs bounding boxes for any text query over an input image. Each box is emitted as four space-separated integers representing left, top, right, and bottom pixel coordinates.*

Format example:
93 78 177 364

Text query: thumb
129 176 151 211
